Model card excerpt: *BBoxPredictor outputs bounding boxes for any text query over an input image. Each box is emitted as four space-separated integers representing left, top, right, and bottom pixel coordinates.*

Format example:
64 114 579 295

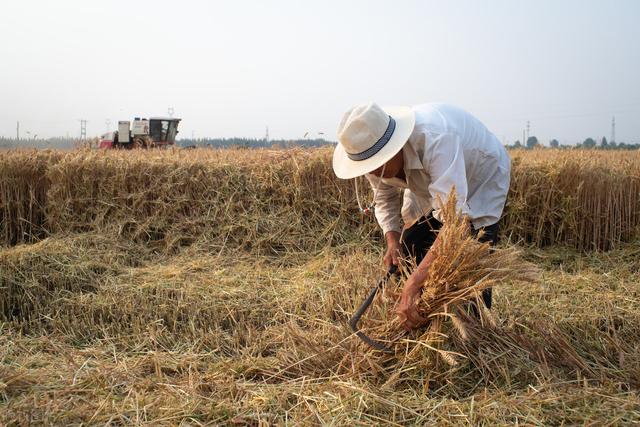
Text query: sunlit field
2 148 640 425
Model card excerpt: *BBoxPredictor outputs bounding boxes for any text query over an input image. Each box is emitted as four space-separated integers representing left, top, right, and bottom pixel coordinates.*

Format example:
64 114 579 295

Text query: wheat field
1 148 640 425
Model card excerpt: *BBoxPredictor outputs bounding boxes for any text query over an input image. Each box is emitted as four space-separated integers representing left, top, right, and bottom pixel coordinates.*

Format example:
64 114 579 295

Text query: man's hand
396 275 428 331
396 234 441 331
383 231 402 268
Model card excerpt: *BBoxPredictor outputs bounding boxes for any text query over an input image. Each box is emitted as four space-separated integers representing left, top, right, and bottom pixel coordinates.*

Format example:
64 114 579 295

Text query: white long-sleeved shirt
366 103 511 235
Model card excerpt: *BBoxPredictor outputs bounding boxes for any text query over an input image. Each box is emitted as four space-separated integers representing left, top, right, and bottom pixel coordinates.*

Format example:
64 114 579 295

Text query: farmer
332 103 511 330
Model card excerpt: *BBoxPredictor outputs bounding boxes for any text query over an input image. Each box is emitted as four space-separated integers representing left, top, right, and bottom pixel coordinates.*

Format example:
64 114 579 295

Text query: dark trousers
400 214 499 309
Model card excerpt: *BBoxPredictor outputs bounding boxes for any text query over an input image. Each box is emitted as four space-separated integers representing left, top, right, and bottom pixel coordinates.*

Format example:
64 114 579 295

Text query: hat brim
332 106 416 179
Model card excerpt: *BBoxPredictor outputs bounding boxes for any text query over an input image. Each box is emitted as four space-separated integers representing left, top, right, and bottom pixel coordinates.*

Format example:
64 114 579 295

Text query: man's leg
400 216 500 311
400 213 442 267
471 222 500 309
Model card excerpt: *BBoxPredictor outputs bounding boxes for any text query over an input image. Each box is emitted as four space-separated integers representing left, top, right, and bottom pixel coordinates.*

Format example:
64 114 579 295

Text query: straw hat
333 102 415 179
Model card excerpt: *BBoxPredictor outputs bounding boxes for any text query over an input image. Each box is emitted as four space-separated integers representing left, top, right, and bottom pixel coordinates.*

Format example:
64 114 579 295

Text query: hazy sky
1 0 639 144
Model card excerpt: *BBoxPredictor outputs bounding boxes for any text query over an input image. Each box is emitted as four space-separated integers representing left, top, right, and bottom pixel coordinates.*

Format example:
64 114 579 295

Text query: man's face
369 150 404 179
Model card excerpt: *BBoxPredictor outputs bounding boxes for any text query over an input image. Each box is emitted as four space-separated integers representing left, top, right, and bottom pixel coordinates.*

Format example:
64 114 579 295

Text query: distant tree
601 136 608 148
513 140 522 148
526 136 539 149
549 139 559 148
583 137 597 149
609 140 617 148
177 137 333 149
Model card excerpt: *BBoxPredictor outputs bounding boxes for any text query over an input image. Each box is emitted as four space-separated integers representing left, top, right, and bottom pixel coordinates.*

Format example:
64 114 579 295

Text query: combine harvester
99 117 181 149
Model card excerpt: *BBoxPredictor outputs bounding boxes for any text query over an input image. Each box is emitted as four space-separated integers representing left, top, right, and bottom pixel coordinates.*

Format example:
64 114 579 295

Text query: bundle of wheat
344 192 539 384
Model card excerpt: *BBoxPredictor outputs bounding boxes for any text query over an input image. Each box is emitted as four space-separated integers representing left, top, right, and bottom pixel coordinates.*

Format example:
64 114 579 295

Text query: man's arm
365 174 403 267
396 231 442 330
397 133 470 330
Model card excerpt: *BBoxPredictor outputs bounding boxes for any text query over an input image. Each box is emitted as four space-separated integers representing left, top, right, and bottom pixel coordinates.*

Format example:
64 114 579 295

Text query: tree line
177 138 333 149
507 136 640 150
2 135 638 150
0 136 334 150
0 137 77 149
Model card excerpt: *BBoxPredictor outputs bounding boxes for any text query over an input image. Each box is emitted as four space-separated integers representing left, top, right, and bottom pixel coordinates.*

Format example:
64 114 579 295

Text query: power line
79 119 87 141
611 116 616 143
488 107 640 124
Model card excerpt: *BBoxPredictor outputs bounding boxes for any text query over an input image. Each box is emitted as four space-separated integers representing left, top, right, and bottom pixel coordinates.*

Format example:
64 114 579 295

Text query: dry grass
0 148 373 255
1 148 639 251
2 232 640 424
505 149 640 251
0 150 64 245
1 147 640 424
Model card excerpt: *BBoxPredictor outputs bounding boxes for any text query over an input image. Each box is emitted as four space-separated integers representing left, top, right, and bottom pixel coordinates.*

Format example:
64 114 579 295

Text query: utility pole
526 120 530 143
611 116 616 143
265 126 269 142
16 121 20 141
80 120 87 141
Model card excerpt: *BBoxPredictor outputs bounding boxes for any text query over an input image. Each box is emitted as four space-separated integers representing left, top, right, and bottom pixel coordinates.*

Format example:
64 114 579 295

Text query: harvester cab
100 117 181 149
